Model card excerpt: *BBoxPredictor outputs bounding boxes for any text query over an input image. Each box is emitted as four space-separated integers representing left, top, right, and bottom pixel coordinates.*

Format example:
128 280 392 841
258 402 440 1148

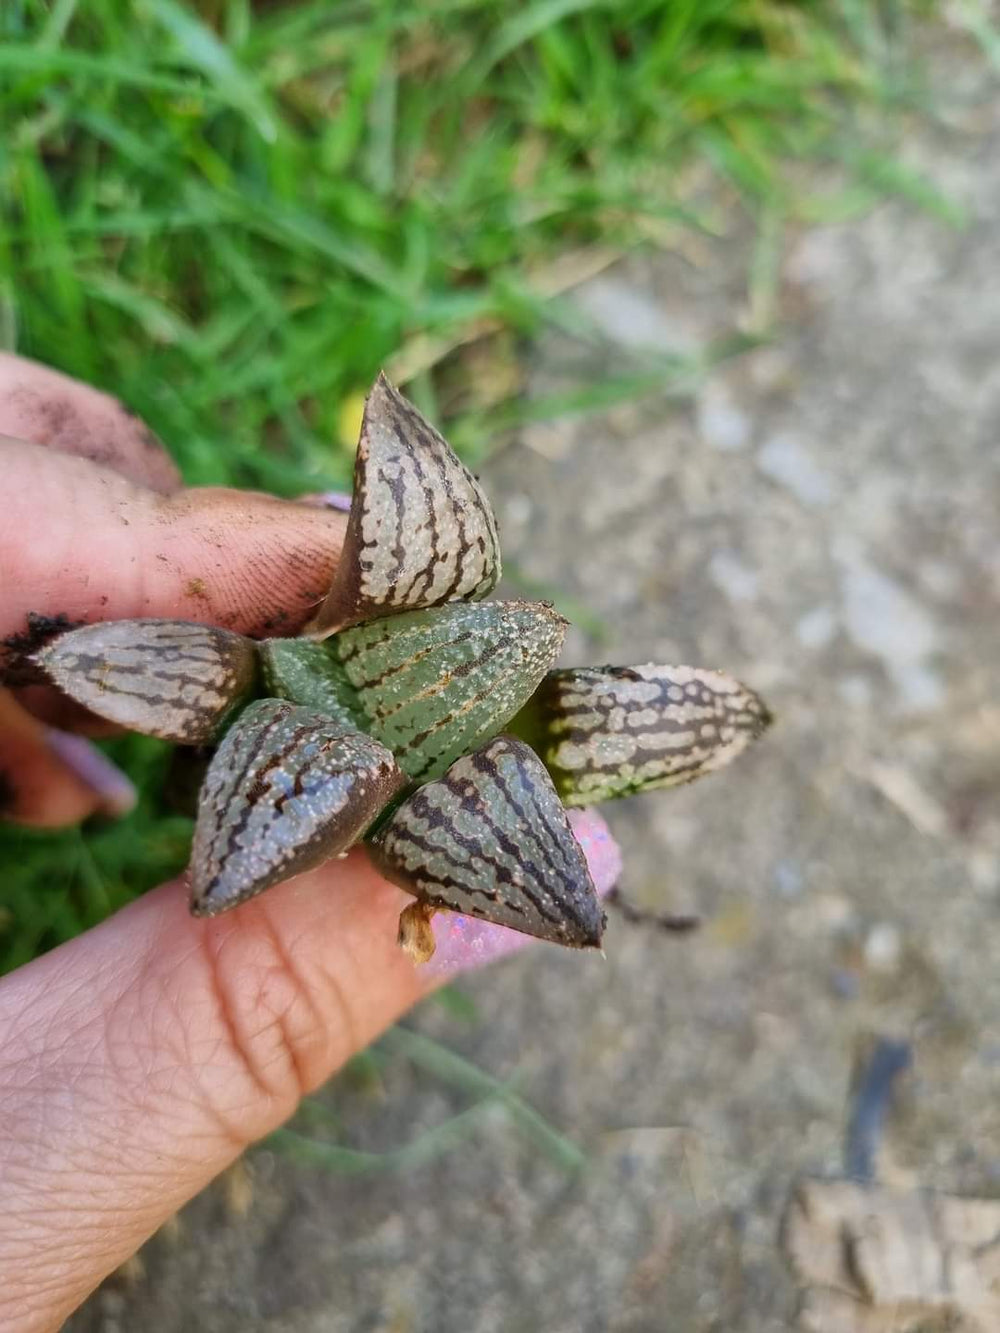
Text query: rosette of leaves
35 375 771 962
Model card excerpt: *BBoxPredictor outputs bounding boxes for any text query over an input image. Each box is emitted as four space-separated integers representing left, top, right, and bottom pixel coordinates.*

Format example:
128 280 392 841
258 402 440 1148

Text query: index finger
0 439 347 646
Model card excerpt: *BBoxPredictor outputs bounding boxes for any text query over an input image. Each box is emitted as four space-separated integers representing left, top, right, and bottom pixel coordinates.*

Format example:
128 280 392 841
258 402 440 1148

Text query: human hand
0 355 620 1332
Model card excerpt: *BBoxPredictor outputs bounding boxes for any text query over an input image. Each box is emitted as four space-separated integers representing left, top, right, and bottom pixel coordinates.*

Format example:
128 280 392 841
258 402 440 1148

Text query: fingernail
44 729 137 816
299 490 353 512
421 807 623 977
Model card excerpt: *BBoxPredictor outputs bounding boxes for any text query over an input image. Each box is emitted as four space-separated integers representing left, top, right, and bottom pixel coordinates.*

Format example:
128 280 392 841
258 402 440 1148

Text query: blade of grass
381 1026 586 1171
144 0 278 142
0 45 218 96
267 1096 505 1174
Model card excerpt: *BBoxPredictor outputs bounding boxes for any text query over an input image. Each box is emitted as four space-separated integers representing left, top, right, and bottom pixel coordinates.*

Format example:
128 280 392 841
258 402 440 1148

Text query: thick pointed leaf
190 698 405 916
333 600 567 783
370 735 604 950
522 664 771 805
305 372 501 638
259 637 364 732
35 619 259 743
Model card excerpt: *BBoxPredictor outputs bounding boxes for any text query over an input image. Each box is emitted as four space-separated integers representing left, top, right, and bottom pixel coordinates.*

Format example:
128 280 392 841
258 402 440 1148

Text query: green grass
271 1024 587 1174
0 0 958 977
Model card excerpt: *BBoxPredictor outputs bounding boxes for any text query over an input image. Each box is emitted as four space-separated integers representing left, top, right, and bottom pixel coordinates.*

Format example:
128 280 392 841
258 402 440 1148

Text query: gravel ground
69 48 1000 1333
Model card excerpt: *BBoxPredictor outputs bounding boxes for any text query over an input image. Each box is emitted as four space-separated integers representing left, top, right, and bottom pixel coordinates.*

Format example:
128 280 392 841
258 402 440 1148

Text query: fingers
0 355 346 820
0 692 135 827
0 439 347 646
0 854 427 1332
0 350 348 652
0 353 181 494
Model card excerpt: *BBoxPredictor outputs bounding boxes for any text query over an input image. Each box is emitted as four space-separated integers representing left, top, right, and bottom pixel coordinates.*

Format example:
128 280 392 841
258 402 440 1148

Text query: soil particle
1 612 82 686
0 770 16 817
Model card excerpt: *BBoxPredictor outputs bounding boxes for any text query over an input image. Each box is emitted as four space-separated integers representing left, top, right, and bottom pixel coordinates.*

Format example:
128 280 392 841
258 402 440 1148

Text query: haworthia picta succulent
333 600 567 783
28 365 775 957
370 735 604 951
305 372 501 638
521 664 771 805
35 618 259 743
190 698 405 916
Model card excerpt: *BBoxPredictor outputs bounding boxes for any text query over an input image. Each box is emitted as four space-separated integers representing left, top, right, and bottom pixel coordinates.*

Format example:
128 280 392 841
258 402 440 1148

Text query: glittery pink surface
422 806 623 977
299 490 353 512
44 728 137 816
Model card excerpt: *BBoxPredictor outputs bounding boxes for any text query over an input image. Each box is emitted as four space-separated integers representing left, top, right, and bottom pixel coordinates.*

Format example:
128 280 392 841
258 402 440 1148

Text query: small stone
831 968 861 1000
572 275 697 353
838 554 943 712
795 606 837 650
837 674 874 708
968 851 1000 892
708 550 760 603
773 859 804 898
504 493 533 527
916 558 961 600
697 383 751 452
814 893 856 932
757 433 835 507
864 922 902 974
100 1291 126 1316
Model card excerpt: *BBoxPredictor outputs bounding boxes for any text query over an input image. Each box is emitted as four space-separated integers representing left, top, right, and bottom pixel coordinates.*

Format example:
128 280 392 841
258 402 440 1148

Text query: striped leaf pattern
527 664 771 805
333 600 567 783
306 373 501 638
371 735 604 950
190 698 405 916
36 618 259 743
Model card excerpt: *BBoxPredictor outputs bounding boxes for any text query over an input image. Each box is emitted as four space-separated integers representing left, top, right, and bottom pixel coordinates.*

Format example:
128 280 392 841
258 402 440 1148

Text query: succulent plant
34 374 771 962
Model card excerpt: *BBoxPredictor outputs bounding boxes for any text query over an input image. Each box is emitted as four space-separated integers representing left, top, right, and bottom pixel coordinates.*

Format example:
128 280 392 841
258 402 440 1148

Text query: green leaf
331 600 567 783
259 637 364 733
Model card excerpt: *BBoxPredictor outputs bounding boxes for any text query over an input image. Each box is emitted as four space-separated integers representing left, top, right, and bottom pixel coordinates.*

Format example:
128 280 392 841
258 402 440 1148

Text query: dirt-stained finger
0 353 181 494
0 440 347 655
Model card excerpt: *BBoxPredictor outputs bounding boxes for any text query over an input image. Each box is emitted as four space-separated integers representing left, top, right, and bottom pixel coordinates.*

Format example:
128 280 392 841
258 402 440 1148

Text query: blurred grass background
0 0 975 971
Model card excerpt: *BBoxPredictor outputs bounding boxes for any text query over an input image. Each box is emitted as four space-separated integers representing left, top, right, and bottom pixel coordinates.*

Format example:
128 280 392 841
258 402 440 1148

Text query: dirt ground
69 46 1000 1333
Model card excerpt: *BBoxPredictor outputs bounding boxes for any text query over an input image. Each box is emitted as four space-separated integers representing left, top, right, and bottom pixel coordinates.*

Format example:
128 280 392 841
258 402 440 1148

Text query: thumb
0 854 426 1333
